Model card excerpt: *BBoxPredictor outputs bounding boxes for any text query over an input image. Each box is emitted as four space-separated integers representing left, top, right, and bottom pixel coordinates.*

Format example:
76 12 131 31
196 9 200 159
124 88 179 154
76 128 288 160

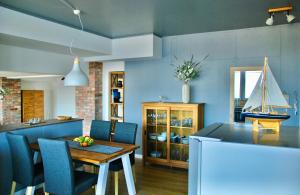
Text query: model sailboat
241 57 290 131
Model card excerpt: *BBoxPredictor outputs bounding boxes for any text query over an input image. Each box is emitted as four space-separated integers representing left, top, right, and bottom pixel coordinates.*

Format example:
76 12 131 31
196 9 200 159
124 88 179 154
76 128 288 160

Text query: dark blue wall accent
125 24 300 154
0 121 82 195
2 1 300 38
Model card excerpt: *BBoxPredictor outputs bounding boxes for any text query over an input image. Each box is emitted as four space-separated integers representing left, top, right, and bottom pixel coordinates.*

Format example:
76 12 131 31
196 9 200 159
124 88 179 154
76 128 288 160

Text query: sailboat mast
262 57 267 113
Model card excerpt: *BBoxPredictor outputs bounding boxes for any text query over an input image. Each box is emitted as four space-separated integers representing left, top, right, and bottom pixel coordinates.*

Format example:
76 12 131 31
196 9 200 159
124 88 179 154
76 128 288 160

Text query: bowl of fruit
73 136 94 147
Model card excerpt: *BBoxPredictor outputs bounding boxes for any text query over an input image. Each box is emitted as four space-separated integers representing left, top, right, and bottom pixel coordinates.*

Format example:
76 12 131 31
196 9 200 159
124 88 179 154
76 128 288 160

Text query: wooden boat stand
247 117 284 132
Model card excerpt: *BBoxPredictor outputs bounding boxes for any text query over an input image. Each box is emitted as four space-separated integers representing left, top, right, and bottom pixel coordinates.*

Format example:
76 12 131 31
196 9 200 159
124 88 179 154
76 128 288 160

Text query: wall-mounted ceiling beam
83 34 162 62
0 6 112 57
0 6 162 61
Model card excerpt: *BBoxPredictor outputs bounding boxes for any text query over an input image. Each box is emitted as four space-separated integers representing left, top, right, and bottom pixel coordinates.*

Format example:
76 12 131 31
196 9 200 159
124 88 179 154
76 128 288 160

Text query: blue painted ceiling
0 0 299 38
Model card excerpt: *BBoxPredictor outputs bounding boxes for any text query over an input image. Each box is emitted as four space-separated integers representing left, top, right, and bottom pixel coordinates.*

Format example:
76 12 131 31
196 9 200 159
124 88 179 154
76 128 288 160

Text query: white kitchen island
188 123 300 195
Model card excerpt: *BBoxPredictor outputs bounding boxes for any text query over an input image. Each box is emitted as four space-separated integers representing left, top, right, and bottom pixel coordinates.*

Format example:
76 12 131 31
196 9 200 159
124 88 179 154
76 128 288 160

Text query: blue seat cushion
74 171 98 194
33 162 44 186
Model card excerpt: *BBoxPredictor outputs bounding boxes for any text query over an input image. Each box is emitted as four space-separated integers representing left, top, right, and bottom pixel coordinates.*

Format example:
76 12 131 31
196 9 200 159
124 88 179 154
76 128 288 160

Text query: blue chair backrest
38 138 74 195
90 120 111 140
114 122 137 144
6 133 34 186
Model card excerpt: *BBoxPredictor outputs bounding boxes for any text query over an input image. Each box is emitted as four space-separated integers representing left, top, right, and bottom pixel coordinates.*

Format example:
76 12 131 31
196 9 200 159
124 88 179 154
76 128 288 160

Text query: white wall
21 77 77 119
0 43 124 121
0 43 90 120
0 44 75 75
51 78 77 118
21 79 54 119
84 35 162 62
102 61 125 120
21 61 124 121
0 6 112 56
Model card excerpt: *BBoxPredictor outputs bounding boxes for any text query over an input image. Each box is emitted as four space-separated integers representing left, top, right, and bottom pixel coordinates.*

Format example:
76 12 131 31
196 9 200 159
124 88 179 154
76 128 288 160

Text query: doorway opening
229 66 262 123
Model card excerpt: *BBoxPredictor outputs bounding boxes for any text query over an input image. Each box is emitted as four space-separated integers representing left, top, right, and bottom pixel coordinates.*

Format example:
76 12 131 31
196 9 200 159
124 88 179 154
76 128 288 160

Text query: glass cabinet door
145 108 169 160
169 109 193 162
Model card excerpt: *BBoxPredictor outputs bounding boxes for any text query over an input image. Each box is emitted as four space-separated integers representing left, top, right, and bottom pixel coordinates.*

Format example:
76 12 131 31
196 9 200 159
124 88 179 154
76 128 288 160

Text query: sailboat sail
264 64 290 107
242 57 290 111
243 74 263 111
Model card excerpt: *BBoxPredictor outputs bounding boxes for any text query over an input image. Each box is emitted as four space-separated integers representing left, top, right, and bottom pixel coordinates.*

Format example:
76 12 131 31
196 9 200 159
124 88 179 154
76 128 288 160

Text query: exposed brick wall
76 62 103 131
0 78 21 125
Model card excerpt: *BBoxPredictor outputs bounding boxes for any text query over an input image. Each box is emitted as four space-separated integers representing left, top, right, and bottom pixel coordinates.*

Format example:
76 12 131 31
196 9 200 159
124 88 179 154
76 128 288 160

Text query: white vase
182 82 190 103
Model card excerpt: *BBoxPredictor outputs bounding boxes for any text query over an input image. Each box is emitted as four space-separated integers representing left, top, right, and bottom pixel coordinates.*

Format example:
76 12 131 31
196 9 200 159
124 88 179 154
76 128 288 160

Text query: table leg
121 154 136 195
96 163 109 195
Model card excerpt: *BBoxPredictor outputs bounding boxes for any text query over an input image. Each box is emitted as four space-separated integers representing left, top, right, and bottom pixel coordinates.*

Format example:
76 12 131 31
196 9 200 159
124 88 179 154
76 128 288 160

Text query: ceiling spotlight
266 5 295 26
286 13 296 23
266 14 274 25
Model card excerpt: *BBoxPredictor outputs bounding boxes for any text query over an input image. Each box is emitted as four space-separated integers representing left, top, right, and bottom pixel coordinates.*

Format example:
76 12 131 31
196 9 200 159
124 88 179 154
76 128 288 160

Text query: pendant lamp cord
69 14 84 56
58 0 75 10
58 0 84 57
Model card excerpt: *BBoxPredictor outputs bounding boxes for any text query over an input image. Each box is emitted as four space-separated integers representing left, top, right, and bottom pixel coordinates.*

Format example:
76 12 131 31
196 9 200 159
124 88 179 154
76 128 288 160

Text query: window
234 71 240 99
245 71 261 98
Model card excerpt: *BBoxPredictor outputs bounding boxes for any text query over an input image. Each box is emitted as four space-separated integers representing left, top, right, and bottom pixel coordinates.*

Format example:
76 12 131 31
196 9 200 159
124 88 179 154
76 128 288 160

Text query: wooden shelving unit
142 102 204 169
109 71 125 122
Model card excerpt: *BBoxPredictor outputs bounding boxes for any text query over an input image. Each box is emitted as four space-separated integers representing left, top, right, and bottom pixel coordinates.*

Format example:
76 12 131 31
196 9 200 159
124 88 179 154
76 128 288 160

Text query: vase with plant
172 55 208 103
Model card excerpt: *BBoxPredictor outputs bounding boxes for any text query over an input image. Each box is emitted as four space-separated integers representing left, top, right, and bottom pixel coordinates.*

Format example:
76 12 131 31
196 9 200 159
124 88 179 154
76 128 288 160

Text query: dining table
30 137 139 195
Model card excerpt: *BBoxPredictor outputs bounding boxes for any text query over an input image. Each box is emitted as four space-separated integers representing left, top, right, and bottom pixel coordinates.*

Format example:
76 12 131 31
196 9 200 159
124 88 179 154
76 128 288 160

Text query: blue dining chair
6 133 44 195
109 122 137 195
86 120 112 172
90 120 112 140
38 138 98 195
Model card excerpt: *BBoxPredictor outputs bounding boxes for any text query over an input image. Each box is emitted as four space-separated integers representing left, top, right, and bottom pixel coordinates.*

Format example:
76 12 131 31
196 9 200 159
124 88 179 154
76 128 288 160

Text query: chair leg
25 186 35 195
132 165 136 183
114 171 119 195
10 181 16 195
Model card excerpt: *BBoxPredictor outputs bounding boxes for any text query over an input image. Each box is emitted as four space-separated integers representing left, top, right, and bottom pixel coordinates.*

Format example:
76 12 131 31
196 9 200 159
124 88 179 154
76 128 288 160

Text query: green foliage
0 88 9 96
172 54 208 83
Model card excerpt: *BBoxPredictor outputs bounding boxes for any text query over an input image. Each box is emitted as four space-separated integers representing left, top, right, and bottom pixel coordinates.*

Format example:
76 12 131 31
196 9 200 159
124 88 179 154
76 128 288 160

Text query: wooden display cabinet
142 102 204 169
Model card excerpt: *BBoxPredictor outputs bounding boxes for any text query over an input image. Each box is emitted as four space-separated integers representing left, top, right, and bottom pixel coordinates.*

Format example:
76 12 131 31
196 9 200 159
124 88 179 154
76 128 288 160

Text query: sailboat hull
241 112 290 120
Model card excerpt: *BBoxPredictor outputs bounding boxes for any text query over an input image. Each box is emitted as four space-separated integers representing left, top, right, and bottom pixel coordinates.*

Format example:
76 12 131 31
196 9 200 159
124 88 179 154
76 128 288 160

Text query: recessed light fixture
266 6 296 26
7 75 62 79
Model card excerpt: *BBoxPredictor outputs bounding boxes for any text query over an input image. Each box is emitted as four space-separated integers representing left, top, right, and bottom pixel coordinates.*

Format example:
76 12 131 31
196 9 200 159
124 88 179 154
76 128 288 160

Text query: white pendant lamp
59 0 89 86
64 57 88 86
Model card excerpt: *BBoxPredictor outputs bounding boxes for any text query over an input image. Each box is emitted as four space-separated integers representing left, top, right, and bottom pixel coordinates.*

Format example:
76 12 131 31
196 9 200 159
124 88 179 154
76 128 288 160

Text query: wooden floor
37 159 188 195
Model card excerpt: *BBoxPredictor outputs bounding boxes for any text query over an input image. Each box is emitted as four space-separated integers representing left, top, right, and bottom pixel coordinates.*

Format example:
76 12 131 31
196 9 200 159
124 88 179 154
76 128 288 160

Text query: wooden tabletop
30 137 140 165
